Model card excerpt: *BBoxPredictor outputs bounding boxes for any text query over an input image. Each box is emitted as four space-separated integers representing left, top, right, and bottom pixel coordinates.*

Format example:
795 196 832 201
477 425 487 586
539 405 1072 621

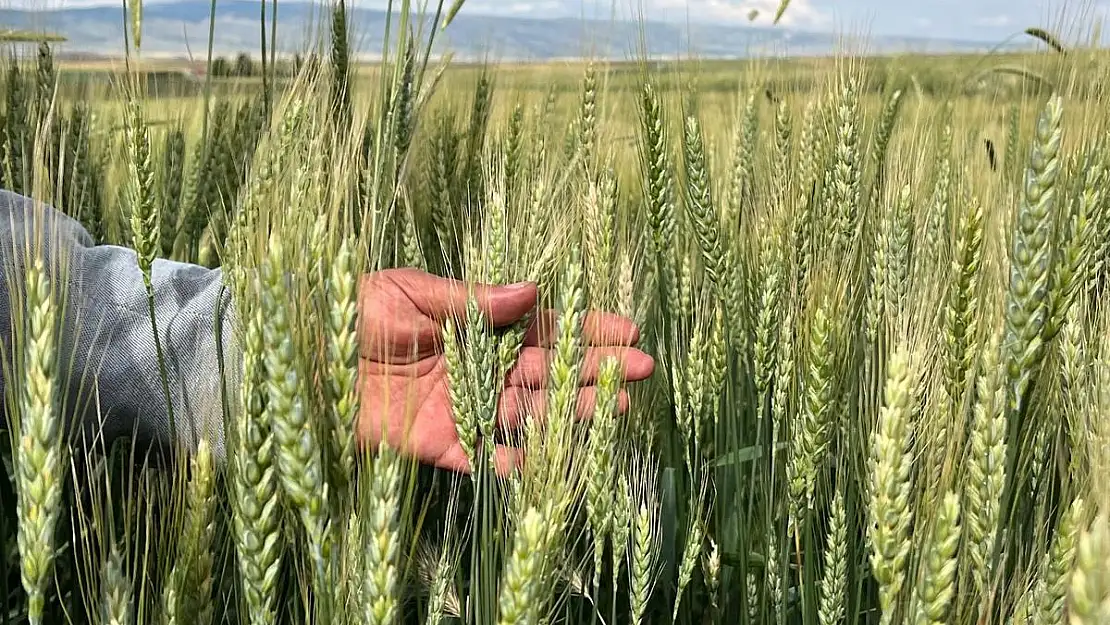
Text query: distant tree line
207 52 322 78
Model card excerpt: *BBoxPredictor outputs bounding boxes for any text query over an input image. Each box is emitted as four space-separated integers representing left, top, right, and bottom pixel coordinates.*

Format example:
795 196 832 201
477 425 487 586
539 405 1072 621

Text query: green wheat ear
943 191 984 406
261 233 331 587
127 0 142 49
15 255 64 625
963 330 1006 597
100 544 132 625
1067 513 1109 625
914 492 961 625
230 294 282 625
1031 497 1085 625
819 488 848 625
325 237 360 496
361 443 403 624
1003 93 1063 417
496 506 550 625
162 438 217 624
868 345 916 625
682 114 724 292
586 358 622 590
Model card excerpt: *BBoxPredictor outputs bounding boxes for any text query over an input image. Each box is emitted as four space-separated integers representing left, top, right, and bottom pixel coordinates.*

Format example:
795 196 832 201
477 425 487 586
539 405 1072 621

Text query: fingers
434 441 524 477
506 346 655 389
433 382 632 476
523 309 641 347
496 385 630 431
389 268 538 327
432 384 633 475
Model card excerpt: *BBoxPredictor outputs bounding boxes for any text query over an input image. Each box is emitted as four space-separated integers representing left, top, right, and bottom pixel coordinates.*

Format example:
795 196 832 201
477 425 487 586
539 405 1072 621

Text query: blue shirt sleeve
0 189 237 461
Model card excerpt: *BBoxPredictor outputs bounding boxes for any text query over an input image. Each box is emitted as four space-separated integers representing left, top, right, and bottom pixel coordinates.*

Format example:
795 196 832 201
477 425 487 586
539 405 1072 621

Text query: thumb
399 270 538 327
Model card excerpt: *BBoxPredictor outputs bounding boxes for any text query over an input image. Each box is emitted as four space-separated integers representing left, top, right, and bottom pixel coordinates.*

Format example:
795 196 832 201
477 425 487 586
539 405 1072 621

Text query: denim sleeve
0 189 238 462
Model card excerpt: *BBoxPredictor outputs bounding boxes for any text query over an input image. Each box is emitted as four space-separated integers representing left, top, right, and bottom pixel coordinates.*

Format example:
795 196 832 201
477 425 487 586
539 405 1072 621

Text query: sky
11 0 1110 43
444 0 1110 42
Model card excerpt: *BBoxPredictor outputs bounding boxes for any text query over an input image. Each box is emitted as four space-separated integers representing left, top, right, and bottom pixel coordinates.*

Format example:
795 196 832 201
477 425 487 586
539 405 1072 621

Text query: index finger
523 309 641 348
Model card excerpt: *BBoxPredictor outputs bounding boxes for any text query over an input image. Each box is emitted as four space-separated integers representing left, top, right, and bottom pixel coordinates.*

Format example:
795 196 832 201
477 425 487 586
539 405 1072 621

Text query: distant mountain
0 1 1025 61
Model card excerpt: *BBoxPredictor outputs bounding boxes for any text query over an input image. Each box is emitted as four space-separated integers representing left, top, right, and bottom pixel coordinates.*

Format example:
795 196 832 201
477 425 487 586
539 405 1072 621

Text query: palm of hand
354 268 654 474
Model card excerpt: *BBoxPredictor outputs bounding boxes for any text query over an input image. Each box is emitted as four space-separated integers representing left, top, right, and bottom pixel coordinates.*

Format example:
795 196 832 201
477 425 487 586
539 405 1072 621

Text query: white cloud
629 0 829 28
974 14 1011 27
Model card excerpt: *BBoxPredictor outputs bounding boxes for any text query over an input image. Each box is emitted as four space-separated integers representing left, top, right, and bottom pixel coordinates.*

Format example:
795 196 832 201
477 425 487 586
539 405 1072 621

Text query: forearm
0 189 238 460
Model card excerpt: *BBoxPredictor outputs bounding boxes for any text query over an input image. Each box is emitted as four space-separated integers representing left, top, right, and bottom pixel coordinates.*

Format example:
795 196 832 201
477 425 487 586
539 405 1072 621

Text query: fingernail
504 281 533 291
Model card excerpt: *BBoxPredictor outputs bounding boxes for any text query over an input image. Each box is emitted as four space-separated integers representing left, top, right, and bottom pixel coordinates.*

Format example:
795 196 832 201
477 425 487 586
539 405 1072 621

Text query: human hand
355 268 654 474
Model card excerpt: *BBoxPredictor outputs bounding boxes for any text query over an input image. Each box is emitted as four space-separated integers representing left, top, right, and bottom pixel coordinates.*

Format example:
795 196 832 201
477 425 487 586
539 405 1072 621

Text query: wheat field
2 2 1110 624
